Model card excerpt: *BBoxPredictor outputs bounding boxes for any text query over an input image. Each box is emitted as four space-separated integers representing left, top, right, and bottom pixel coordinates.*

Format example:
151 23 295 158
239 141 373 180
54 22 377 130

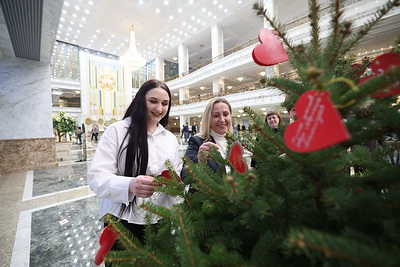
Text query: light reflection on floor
11 139 188 266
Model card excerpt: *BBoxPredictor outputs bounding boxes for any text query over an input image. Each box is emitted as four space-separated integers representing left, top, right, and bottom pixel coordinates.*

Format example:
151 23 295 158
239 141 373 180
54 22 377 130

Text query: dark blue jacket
182 135 222 178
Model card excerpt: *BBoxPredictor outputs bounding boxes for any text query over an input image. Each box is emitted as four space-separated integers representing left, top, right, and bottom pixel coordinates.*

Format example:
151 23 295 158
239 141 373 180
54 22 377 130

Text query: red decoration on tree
95 225 118 265
228 142 247 174
161 170 182 182
358 53 400 98
252 28 289 66
284 90 350 153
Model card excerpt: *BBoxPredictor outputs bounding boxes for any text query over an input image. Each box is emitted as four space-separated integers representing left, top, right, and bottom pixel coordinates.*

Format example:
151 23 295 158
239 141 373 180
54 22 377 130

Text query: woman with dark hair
184 97 233 173
265 111 282 130
88 79 182 244
251 111 283 168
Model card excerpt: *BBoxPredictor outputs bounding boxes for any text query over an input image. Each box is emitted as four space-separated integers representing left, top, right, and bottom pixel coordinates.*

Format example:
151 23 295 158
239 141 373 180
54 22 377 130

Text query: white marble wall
0 57 53 140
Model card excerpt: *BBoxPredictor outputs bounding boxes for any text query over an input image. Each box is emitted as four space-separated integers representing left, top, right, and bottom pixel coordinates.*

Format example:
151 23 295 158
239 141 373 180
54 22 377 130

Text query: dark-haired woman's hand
129 176 156 198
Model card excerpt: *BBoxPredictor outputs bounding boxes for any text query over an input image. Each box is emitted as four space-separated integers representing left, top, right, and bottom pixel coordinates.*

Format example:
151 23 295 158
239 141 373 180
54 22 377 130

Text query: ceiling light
237 77 244 81
120 25 146 72
52 90 63 95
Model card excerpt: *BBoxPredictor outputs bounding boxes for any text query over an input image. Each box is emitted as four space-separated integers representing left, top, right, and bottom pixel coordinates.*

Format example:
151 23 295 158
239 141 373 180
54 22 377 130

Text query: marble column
263 0 279 78
154 57 165 81
211 24 224 61
178 44 189 77
0 57 57 174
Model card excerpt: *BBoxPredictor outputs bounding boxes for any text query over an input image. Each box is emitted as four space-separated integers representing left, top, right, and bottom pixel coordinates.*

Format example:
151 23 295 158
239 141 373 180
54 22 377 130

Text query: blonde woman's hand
129 175 156 198
198 142 220 162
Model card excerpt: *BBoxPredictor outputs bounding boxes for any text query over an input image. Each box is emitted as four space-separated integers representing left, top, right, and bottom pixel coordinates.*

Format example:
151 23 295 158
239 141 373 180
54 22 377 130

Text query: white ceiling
51 0 400 116
56 0 268 68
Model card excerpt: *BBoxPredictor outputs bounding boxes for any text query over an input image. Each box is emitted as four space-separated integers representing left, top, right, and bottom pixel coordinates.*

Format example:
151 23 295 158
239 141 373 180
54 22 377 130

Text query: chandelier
120 25 146 72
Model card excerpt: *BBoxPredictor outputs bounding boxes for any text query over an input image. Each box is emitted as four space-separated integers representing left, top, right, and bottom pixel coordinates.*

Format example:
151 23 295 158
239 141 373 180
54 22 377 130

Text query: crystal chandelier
120 25 146 72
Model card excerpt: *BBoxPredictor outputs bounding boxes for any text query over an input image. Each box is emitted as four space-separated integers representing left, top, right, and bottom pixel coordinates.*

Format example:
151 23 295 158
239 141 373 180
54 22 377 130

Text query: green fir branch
309 0 321 53
288 228 400 266
183 158 226 198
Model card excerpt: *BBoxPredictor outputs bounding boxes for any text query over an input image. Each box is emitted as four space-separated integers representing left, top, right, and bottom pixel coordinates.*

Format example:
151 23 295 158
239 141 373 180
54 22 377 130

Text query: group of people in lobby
86 78 296 259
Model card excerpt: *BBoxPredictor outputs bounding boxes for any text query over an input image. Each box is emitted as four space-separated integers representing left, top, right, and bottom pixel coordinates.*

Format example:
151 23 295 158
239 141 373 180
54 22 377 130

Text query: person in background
265 111 282 131
91 124 99 141
184 97 232 173
87 79 182 247
75 126 82 145
191 122 197 136
287 105 297 122
182 122 189 143
251 111 283 168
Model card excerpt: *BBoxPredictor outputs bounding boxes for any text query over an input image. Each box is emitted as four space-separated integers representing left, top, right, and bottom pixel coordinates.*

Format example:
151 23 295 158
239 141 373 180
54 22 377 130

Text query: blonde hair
198 98 233 141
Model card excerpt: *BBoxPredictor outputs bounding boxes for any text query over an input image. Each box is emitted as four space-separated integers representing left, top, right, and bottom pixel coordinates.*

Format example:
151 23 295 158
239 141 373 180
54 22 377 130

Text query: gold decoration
99 74 116 90
85 118 93 125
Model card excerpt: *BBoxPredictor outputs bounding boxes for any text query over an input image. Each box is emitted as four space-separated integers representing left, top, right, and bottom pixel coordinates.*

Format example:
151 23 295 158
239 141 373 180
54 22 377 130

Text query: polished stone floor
6 137 188 267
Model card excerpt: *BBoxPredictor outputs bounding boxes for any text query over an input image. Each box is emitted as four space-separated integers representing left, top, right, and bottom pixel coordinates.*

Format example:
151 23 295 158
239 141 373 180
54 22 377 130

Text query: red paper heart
95 225 118 265
358 53 400 98
161 170 182 182
284 90 350 153
228 142 247 174
252 28 289 66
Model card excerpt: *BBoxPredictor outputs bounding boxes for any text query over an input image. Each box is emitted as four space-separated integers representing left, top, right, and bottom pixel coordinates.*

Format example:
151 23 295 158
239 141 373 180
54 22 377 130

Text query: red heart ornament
284 90 350 153
358 53 400 98
161 170 182 182
228 142 247 174
252 28 289 66
95 225 118 265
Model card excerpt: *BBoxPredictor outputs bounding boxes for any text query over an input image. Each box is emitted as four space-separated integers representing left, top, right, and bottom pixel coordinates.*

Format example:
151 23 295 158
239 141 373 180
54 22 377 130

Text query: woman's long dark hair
118 79 171 177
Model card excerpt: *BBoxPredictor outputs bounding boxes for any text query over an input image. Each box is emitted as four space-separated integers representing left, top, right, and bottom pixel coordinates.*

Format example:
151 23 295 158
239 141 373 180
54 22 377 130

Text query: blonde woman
184 98 233 172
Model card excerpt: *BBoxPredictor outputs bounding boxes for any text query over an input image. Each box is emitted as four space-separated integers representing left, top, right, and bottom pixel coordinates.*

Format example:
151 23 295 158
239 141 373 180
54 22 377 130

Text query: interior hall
0 0 399 266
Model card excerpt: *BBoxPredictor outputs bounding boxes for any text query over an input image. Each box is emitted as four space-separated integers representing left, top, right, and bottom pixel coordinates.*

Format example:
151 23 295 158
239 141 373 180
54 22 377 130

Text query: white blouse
87 118 182 224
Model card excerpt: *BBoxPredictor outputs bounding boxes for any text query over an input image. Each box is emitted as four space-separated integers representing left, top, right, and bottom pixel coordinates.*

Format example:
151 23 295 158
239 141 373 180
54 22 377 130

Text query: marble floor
1 138 188 267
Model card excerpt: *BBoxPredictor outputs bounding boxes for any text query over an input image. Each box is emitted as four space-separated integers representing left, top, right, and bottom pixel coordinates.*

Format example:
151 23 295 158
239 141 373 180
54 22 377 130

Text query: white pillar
178 43 189 77
263 0 277 29
184 87 190 101
211 24 224 61
212 80 219 95
179 88 184 104
154 57 165 80
179 115 186 132
263 0 278 78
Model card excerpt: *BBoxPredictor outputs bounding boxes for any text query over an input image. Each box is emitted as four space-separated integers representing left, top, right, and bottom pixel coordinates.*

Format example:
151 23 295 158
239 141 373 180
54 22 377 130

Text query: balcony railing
165 0 372 84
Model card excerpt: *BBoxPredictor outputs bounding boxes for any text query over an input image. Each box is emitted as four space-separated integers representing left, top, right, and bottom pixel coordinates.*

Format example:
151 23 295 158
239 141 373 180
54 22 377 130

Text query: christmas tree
99 0 400 265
